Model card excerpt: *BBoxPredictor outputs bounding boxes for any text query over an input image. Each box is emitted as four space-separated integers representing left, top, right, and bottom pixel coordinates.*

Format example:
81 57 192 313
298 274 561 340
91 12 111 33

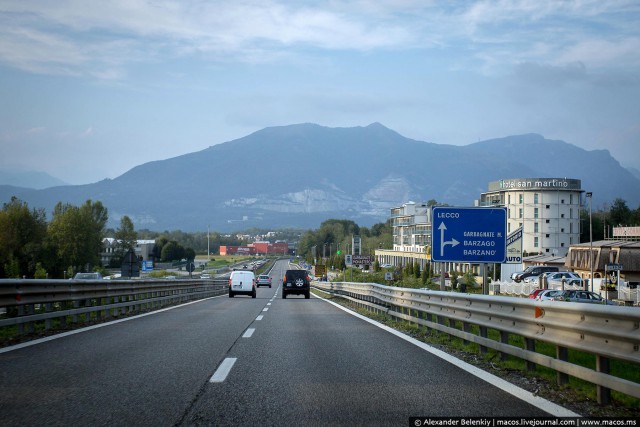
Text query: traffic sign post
431 207 507 263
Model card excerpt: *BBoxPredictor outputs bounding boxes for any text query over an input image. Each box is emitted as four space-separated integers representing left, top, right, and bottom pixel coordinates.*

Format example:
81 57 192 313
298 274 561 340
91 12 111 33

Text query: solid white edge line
315 293 580 418
209 357 237 383
242 328 255 338
0 294 227 354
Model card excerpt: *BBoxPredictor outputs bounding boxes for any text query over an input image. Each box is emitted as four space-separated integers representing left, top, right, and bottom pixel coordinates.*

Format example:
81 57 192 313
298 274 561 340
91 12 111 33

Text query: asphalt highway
0 259 574 426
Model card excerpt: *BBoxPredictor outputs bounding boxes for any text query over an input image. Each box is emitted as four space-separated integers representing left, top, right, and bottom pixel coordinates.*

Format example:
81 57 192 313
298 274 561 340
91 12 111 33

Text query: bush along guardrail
313 280 640 405
0 278 228 342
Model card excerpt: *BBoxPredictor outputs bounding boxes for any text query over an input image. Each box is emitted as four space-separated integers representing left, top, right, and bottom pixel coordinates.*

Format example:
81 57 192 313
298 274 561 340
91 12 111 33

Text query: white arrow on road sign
438 222 460 257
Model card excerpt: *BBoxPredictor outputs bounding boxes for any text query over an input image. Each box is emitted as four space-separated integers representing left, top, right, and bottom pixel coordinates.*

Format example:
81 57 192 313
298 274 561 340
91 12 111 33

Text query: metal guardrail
0 278 228 335
313 281 640 405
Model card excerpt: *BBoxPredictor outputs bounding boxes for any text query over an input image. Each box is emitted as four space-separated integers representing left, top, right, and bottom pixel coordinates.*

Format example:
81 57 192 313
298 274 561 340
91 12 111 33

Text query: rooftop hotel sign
488 178 582 192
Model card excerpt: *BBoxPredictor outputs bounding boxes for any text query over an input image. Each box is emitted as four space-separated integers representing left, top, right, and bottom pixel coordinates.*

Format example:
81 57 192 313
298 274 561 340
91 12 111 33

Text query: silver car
546 272 582 287
556 290 616 305
535 289 565 301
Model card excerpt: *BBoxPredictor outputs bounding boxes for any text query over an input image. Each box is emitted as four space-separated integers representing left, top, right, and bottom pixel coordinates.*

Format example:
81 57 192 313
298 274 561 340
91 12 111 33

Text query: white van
228 270 256 298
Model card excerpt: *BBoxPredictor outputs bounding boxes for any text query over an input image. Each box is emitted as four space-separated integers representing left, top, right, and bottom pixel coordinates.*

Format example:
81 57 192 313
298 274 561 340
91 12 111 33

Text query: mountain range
1 123 638 232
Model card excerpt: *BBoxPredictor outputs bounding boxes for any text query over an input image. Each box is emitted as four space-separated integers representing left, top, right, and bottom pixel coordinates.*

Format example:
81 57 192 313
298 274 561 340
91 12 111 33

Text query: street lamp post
586 192 593 292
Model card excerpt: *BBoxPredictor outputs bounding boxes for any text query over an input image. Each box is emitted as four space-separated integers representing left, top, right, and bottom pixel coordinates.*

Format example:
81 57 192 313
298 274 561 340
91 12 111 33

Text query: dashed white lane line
209 357 237 383
242 328 255 338
267 302 272 306
256 315 264 321
262 307 269 312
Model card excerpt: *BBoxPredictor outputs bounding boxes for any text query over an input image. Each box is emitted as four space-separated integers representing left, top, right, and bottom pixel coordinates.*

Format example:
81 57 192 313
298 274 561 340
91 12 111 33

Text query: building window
534 237 539 247
508 223 511 233
546 219 550 224
534 193 539 204
508 194 511 204
561 242 565 247
534 223 539 233
519 208 523 218
534 208 538 219
561 199 565 204
519 194 523 204
570 208 572 219
561 228 565 233
545 234 550 238
546 205 550 209
561 213 565 218
570 194 573 204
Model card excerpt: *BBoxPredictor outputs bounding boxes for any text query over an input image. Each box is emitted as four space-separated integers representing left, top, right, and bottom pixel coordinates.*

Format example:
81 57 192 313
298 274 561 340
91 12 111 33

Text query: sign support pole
483 263 488 295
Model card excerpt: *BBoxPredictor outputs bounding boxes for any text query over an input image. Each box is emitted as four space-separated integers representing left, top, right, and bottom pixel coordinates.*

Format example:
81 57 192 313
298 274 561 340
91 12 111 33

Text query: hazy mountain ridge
1 123 638 231
0 170 68 190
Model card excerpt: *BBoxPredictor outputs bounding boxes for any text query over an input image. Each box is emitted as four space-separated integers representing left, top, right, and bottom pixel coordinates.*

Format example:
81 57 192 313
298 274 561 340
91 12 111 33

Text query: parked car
282 269 311 299
228 270 256 298
256 274 272 288
513 266 559 283
535 289 565 301
72 272 103 280
528 289 545 299
556 290 616 305
523 271 556 285
545 272 581 287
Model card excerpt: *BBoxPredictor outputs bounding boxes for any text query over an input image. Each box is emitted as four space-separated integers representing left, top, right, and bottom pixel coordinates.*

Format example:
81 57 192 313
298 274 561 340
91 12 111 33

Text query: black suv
282 269 311 299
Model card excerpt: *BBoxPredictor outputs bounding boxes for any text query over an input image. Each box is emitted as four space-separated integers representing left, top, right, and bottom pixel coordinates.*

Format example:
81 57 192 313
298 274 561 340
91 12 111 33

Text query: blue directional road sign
431 207 507 263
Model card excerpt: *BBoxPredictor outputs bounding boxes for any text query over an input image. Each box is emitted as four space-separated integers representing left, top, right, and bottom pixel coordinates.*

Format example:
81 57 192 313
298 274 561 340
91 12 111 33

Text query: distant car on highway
201 273 211 279
282 269 310 299
256 274 271 288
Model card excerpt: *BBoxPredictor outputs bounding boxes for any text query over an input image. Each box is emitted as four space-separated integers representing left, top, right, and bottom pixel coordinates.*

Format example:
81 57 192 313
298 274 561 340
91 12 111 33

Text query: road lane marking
256 315 264 321
210 357 237 383
267 302 272 306
262 307 269 312
242 328 255 338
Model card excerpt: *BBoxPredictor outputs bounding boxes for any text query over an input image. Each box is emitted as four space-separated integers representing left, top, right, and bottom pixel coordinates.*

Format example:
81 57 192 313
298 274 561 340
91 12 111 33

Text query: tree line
2 195 638 279
0 197 245 279
297 218 393 269
579 198 640 241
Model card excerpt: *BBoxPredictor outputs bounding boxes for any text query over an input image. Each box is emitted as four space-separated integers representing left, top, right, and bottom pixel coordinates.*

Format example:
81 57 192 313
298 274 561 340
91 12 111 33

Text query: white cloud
1 1 639 78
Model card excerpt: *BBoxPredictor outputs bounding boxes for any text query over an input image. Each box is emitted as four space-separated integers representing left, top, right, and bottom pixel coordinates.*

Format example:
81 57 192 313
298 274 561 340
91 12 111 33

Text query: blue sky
1 1 639 185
